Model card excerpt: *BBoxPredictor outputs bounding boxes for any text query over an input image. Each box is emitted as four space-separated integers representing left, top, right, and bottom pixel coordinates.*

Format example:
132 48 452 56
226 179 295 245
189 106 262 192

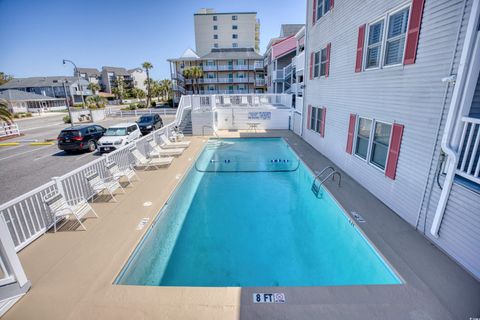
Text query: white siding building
301 0 480 279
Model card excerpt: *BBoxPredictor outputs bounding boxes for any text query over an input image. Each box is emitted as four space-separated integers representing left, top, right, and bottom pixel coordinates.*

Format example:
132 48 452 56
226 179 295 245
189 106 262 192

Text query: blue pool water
116 138 400 287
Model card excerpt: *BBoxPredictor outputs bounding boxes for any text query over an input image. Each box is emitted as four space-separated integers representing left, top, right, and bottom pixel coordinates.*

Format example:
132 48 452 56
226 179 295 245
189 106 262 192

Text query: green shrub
63 115 71 123
151 101 156 107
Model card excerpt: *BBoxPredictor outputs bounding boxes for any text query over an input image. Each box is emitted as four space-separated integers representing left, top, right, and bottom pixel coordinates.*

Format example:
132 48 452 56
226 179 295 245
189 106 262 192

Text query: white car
97 123 141 153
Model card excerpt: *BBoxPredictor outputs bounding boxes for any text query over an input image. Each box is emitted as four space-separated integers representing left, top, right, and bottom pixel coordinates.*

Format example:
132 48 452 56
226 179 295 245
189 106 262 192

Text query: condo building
194 9 260 56
75 66 147 94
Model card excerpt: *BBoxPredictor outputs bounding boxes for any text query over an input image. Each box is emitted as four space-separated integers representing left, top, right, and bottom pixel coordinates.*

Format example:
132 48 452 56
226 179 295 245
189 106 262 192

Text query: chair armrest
66 197 89 206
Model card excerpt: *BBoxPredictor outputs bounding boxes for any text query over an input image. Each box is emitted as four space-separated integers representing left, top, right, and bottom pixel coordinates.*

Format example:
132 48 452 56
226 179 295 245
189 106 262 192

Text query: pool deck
4 131 480 320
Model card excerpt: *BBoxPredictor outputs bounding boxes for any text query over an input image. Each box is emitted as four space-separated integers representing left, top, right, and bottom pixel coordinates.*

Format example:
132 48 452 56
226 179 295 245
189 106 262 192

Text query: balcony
254 61 264 69
456 117 480 185
293 51 305 71
203 65 217 71
217 65 234 71
255 79 266 86
272 70 284 82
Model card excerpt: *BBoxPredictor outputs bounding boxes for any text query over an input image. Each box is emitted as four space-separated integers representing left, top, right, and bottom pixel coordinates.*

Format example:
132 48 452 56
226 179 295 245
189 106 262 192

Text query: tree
0 99 13 123
142 62 153 107
159 79 172 100
112 76 125 101
127 87 146 99
86 95 106 109
87 82 101 95
0 72 13 86
183 66 203 94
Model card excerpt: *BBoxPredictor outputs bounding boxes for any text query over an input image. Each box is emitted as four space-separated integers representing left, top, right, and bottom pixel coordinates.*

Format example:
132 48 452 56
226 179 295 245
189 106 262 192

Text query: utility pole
63 59 85 106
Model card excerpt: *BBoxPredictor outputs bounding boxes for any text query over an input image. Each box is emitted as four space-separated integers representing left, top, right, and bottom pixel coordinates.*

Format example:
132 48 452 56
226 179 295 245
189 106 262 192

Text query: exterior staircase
179 108 192 135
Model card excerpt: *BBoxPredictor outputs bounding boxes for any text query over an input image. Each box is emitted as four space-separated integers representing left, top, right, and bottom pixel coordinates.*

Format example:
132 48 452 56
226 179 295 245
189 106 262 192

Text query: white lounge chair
148 139 184 157
43 191 98 232
223 96 232 106
170 129 185 142
85 171 124 202
241 96 249 105
106 161 139 184
160 134 191 149
131 148 174 170
260 96 270 105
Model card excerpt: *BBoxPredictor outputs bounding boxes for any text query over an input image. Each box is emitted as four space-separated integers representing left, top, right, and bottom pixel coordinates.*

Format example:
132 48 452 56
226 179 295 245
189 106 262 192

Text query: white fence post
0 215 28 287
51 176 65 198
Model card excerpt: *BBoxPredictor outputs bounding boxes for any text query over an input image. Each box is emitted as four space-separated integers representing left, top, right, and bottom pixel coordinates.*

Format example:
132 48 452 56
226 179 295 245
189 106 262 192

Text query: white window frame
319 47 328 77
363 2 411 71
316 0 332 22
309 106 324 134
353 116 393 172
313 51 320 78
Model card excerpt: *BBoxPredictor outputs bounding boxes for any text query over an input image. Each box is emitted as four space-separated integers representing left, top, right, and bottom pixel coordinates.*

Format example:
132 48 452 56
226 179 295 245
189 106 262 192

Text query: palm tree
160 79 172 100
112 76 125 102
87 82 101 95
183 66 203 94
142 62 153 106
86 95 106 109
0 99 13 123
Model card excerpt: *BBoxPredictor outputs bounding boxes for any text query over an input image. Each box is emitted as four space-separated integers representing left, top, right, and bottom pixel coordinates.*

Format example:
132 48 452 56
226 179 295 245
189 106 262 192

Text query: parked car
137 114 163 135
97 123 141 153
57 124 106 153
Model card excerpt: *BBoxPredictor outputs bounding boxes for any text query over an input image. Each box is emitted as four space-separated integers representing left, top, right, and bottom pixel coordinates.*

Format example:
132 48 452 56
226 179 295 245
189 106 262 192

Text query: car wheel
87 140 96 152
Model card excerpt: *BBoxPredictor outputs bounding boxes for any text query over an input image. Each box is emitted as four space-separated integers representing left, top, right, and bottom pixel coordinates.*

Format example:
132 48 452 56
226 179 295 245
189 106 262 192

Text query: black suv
57 124 106 153
137 114 163 135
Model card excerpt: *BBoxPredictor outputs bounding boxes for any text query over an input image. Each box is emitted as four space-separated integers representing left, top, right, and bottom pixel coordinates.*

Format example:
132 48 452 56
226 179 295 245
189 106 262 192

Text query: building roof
280 24 305 38
0 76 85 89
194 10 257 16
76 68 100 77
102 66 129 76
128 68 143 74
0 89 63 101
201 48 263 60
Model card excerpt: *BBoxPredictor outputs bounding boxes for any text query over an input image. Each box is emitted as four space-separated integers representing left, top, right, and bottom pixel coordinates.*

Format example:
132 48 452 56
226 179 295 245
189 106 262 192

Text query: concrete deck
4 131 480 319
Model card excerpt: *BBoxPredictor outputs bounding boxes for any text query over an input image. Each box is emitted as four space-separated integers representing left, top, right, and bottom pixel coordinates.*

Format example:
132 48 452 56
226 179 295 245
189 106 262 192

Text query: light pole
62 79 73 127
63 59 85 106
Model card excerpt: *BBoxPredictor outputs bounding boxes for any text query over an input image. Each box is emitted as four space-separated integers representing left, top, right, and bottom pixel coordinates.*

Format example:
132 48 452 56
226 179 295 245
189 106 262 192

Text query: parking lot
0 112 175 203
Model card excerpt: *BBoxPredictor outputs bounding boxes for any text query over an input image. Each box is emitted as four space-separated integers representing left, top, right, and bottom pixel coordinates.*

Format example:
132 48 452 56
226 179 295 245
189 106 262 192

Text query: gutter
430 0 480 238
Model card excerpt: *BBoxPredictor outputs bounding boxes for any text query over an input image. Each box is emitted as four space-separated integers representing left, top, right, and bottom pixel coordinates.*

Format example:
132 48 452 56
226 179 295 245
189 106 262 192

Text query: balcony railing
457 117 480 184
254 61 264 69
203 65 217 71
255 79 266 86
272 70 284 81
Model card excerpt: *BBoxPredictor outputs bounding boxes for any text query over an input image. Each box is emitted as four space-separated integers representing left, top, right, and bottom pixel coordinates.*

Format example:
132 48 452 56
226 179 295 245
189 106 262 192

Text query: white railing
107 108 177 117
202 65 217 71
273 70 284 81
254 61 264 69
456 117 480 184
0 216 28 288
293 51 305 71
207 94 292 109
0 123 21 138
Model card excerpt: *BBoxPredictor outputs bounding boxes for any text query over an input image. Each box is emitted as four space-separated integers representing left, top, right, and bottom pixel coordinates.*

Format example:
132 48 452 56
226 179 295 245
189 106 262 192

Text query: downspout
301 1 310 138
430 0 480 238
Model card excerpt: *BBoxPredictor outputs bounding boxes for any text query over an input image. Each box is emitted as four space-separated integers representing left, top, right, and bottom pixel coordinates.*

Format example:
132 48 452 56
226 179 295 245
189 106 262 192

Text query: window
214 43 219 48
384 8 409 66
232 15 238 20
320 48 328 76
232 34 238 39
213 34 218 39
366 20 384 69
354 117 392 170
232 43 238 48
213 16 217 21
314 52 320 77
232 25 238 30
309 106 323 134
213 25 218 30
370 122 392 169
355 118 372 159
316 0 331 20
362 6 410 70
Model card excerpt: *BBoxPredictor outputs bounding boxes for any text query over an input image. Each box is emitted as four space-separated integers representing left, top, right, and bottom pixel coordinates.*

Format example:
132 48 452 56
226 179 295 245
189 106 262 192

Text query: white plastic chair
148 139 184 157
131 147 174 170
43 191 98 232
106 161 139 184
85 171 124 202
160 134 191 149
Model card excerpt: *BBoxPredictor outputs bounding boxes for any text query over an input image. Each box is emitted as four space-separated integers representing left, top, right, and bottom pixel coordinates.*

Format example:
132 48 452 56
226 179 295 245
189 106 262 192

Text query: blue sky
0 0 306 80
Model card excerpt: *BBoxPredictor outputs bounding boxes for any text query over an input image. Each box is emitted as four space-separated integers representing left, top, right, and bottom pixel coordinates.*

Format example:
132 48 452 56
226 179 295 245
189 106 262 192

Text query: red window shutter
320 108 326 137
312 0 317 25
385 124 404 180
355 25 366 73
309 52 314 80
325 43 331 78
307 105 312 130
404 0 425 65
330 0 334 9
346 114 356 154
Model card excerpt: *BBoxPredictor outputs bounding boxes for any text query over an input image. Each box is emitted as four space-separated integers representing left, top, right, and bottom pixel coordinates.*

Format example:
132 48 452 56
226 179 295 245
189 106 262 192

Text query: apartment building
0 76 91 105
169 48 266 104
264 24 304 93
194 9 260 56
300 0 480 279
76 66 147 94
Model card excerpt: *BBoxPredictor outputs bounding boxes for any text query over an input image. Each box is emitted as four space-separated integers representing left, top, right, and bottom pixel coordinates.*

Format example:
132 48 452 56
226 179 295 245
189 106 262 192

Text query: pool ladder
311 166 341 198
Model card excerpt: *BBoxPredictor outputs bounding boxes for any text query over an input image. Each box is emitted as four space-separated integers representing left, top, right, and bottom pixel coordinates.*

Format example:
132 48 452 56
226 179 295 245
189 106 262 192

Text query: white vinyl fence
106 108 177 118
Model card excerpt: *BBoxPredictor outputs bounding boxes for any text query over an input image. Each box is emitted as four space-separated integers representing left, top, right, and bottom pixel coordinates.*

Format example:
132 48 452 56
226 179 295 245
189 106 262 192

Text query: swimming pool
116 138 400 287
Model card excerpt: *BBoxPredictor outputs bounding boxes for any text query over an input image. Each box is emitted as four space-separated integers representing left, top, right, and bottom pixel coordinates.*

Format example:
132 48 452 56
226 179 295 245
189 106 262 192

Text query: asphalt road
0 113 175 204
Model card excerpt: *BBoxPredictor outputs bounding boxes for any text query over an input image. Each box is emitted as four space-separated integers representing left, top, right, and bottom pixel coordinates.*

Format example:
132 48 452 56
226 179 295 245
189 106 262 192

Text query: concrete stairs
179 109 192 135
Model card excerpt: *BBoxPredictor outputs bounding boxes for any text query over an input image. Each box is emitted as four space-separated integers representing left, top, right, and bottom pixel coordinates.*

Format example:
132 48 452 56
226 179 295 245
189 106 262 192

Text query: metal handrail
312 166 335 186
311 167 341 198
319 171 341 188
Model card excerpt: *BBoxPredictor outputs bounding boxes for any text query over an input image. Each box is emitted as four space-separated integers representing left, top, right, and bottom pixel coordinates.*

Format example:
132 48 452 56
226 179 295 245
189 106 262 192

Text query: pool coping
4 131 480 320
